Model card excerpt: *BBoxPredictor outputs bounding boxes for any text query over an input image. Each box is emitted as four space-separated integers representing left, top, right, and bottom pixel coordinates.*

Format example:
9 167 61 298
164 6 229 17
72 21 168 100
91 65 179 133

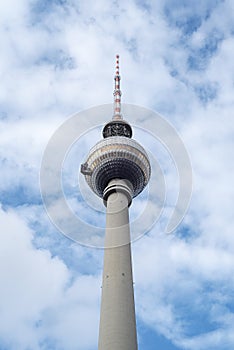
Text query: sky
0 0 234 349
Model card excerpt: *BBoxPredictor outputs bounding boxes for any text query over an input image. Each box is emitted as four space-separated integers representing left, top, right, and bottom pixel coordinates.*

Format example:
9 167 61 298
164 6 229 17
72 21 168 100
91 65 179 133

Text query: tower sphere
81 135 151 198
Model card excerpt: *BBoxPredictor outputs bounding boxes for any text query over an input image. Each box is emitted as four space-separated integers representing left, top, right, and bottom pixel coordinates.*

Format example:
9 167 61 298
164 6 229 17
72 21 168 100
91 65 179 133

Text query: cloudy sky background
1 0 234 349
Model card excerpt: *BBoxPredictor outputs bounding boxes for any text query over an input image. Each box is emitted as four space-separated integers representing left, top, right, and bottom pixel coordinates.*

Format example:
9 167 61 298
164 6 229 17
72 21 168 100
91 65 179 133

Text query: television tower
81 55 151 350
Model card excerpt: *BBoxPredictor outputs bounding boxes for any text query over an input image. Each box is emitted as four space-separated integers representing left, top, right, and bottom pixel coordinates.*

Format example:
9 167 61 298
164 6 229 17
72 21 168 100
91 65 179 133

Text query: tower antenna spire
113 54 122 120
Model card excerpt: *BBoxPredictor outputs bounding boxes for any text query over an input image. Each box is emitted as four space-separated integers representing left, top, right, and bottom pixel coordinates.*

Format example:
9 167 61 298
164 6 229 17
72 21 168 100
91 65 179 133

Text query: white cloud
134 230 234 348
0 206 67 348
0 206 100 349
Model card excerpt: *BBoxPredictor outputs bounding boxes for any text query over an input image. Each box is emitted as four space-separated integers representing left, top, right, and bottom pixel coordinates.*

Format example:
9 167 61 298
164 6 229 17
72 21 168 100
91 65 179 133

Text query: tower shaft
98 179 138 350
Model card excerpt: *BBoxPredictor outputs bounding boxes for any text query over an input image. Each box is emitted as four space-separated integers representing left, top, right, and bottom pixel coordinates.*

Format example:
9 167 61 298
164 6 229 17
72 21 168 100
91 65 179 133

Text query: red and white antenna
113 54 122 120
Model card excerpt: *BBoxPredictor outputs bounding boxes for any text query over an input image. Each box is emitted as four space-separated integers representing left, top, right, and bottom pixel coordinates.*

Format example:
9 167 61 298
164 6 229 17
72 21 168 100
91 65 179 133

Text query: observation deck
81 135 150 198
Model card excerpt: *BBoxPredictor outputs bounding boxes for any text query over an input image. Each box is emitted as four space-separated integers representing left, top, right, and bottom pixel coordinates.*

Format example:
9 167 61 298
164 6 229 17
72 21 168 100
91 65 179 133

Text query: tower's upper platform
81 136 150 198
81 55 151 199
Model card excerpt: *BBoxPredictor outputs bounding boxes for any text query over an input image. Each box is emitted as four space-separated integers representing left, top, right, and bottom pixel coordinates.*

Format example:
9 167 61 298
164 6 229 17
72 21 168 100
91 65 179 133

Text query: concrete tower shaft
98 179 137 350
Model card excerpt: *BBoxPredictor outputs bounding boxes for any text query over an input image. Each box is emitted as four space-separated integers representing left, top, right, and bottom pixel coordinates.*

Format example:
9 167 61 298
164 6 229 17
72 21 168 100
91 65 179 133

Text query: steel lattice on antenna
113 54 122 120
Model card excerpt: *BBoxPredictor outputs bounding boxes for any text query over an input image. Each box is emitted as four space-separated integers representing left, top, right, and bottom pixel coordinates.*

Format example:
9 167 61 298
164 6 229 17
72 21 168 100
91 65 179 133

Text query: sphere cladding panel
83 136 151 197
